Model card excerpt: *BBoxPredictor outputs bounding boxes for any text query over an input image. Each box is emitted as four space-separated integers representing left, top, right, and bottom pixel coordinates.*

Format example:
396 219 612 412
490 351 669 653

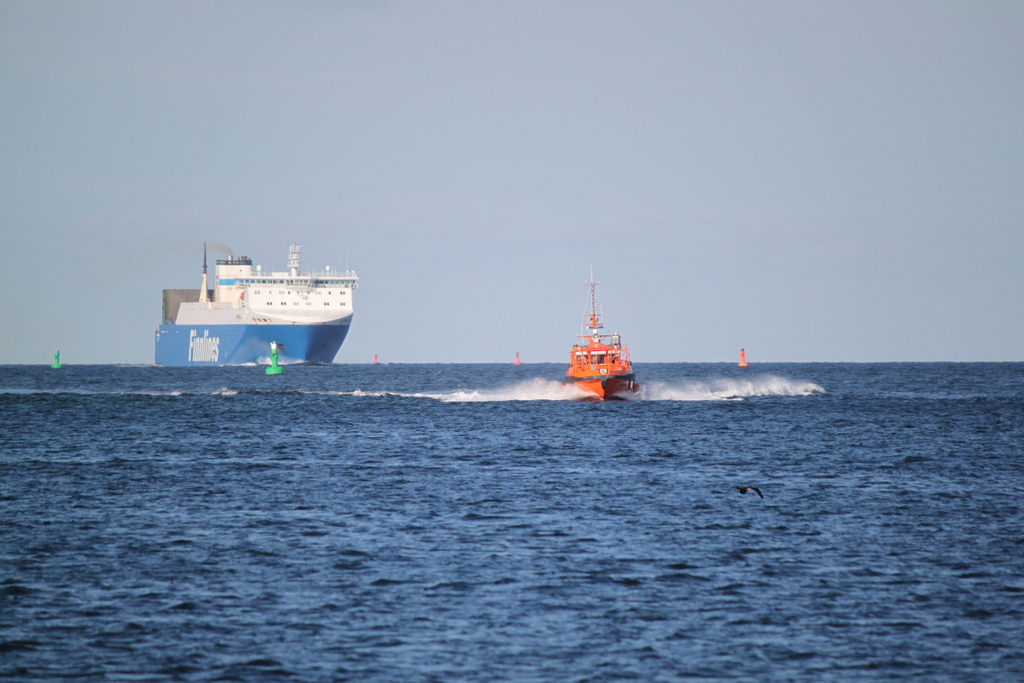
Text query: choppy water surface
2 362 1023 681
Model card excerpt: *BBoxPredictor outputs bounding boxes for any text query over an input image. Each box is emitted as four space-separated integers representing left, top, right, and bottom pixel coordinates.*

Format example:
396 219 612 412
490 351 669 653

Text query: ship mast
584 272 603 341
199 243 209 303
288 243 302 277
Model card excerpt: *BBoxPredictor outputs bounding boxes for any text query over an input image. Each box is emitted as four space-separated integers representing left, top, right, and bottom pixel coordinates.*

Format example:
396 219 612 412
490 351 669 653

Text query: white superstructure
174 243 358 326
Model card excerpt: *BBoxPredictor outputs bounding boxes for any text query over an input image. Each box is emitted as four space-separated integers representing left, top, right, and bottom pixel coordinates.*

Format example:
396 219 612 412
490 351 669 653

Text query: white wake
639 375 824 401
340 378 592 402
339 375 822 402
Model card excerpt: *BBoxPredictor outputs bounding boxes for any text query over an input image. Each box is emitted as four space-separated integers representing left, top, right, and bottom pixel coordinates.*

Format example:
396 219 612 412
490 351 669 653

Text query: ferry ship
155 243 357 366
563 277 640 400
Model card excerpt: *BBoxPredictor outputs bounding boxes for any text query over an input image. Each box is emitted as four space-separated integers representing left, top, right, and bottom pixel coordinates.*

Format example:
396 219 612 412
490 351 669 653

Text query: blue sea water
2 362 1023 681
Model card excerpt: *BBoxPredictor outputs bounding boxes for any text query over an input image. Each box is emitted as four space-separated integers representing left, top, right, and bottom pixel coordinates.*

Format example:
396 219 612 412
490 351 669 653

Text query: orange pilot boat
563 277 640 401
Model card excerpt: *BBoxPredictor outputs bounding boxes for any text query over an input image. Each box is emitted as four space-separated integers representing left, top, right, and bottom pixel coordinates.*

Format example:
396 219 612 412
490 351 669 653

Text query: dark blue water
2 363 1023 681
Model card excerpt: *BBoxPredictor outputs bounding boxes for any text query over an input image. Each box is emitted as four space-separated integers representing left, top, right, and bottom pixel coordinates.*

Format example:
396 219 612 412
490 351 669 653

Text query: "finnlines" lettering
188 329 220 362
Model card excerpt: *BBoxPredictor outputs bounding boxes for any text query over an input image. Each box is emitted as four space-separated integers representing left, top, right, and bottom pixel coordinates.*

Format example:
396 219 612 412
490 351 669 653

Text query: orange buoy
738 348 749 367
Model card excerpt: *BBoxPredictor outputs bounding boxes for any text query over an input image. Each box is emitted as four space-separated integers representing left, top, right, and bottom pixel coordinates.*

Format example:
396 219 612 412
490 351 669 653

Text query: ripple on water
3 363 1024 681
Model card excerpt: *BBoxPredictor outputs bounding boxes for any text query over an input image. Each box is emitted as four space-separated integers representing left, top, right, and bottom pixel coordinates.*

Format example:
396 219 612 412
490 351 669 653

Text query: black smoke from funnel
207 240 233 259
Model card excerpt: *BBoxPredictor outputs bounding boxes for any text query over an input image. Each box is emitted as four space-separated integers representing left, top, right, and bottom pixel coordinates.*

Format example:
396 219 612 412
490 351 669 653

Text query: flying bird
734 486 764 499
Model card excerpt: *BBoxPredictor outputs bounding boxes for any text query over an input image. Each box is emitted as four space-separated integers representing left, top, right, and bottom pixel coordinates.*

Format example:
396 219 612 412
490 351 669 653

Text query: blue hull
155 322 351 366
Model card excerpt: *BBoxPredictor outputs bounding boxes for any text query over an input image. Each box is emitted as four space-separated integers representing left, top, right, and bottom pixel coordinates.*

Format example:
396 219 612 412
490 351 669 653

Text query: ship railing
281 274 359 290
300 270 359 281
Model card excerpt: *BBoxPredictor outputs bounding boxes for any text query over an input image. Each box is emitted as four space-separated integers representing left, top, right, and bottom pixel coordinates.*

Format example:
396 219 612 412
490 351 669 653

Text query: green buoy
51 349 62 369
265 341 284 375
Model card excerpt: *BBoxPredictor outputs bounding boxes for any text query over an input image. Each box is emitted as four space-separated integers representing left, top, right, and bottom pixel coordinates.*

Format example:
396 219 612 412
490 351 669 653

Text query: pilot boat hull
564 373 640 401
562 275 640 401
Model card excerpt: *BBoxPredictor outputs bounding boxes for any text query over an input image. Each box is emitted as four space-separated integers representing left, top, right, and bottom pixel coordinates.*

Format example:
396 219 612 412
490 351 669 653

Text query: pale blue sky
2 1 1022 363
